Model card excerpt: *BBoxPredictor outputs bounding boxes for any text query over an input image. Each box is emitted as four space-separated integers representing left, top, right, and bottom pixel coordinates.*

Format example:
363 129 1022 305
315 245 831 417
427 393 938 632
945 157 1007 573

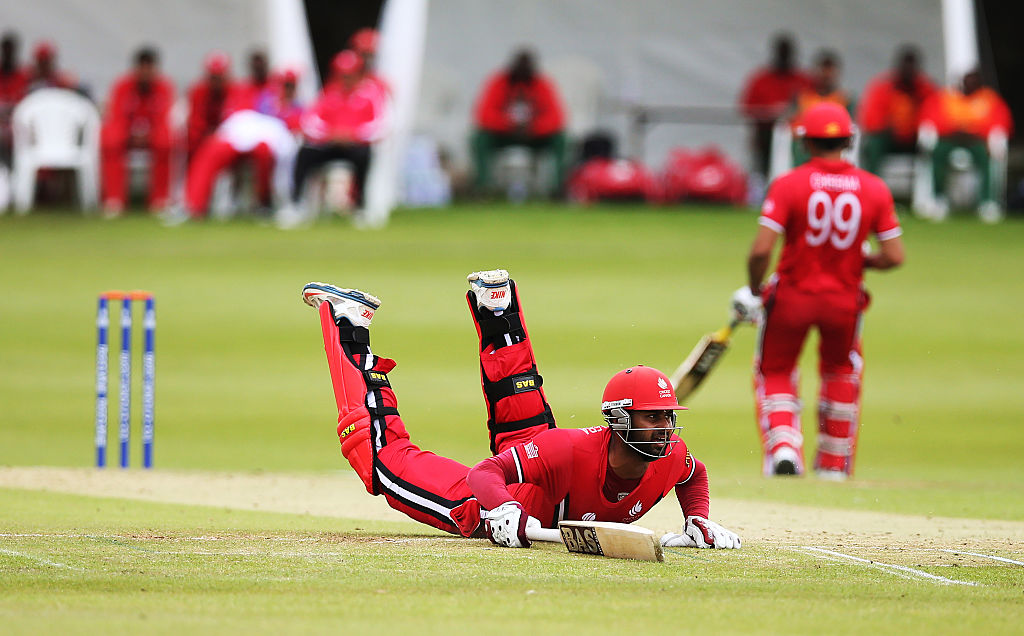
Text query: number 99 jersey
759 157 902 295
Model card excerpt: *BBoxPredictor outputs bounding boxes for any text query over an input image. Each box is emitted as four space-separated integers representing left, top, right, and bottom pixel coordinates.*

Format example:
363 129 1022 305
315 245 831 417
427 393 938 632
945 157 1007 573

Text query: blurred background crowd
0 0 1019 226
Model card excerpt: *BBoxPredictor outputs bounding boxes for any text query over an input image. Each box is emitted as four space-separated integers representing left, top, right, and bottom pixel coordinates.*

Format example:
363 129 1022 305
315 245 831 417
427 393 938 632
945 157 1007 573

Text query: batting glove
730 286 763 325
484 502 539 548
661 516 742 549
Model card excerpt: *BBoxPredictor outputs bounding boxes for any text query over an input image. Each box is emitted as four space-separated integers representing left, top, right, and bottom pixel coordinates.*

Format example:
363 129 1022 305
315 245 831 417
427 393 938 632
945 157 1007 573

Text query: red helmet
350 28 379 55
796 102 853 138
601 366 685 460
602 365 687 412
331 49 363 77
204 51 230 75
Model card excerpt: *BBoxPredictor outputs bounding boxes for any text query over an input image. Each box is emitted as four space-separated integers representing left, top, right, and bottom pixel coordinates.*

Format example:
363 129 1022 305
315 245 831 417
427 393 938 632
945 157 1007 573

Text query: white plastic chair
11 88 100 213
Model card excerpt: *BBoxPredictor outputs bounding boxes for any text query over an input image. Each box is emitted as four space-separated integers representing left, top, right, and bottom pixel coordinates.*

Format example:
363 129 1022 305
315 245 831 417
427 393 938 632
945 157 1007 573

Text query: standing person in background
732 102 904 480
857 45 936 176
739 34 811 183
470 48 567 197
24 41 76 93
186 51 235 159
918 68 1014 222
100 47 175 216
0 32 28 168
790 50 854 166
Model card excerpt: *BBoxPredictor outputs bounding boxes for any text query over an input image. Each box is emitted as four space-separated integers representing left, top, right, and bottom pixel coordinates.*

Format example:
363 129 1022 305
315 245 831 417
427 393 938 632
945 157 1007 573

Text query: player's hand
730 286 763 325
686 516 742 549
484 501 538 548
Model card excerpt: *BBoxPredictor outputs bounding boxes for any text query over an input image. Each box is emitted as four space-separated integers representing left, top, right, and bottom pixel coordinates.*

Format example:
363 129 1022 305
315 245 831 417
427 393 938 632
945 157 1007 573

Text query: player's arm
467 449 542 548
661 455 741 549
864 235 904 270
747 224 780 294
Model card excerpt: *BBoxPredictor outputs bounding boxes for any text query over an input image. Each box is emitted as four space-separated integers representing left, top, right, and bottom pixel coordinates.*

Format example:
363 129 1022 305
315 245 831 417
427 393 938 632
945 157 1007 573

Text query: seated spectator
284 50 388 216
100 46 175 215
186 51 235 158
738 34 811 179
470 48 567 196
25 41 76 93
164 109 297 224
790 50 854 166
232 50 271 111
919 68 1013 221
858 45 936 175
0 31 28 167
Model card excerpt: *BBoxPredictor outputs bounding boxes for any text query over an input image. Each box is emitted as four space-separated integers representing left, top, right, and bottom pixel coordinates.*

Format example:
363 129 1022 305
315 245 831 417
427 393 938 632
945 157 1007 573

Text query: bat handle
526 527 562 543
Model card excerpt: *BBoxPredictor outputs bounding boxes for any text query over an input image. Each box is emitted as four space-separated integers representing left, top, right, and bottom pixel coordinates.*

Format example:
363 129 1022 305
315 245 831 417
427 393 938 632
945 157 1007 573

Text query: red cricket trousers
184 137 274 216
100 126 171 209
754 282 867 475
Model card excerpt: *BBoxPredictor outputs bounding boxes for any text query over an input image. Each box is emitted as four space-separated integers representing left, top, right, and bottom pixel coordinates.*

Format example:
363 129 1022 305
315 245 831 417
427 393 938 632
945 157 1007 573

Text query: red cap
331 50 363 76
34 41 55 61
796 102 853 138
601 366 687 412
350 28 379 54
204 51 230 75
279 68 298 83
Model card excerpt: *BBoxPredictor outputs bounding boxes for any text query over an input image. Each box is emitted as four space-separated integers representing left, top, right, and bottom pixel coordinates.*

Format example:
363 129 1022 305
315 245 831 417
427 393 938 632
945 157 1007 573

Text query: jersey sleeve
673 453 710 518
759 177 790 235
871 178 902 241
466 429 573 510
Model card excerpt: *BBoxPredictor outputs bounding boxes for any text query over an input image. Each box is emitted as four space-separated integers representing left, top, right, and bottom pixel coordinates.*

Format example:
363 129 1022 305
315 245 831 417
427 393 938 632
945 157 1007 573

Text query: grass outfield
2 204 1023 633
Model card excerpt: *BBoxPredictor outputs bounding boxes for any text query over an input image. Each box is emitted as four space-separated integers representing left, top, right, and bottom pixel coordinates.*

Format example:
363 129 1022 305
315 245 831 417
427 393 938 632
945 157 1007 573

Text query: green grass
2 204 1024 633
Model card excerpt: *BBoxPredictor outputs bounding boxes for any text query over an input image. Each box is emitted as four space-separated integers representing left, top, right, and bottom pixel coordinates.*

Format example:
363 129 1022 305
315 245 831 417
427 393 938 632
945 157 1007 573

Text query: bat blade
670 321 737 401
526 521 664 562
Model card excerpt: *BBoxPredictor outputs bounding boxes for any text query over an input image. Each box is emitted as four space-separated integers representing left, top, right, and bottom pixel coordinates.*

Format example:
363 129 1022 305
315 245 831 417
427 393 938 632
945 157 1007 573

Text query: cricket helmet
796 102 853 139
331 49 363 77
601 366 686 459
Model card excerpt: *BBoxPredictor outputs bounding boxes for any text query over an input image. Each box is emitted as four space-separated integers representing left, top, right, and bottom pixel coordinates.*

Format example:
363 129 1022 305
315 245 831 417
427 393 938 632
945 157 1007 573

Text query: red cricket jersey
473 71 565 137
760 157 902 295
470 426 705 527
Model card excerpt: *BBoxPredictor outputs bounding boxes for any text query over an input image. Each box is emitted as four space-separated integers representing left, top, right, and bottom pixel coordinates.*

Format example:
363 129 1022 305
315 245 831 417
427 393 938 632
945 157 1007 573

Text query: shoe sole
302 282 381 310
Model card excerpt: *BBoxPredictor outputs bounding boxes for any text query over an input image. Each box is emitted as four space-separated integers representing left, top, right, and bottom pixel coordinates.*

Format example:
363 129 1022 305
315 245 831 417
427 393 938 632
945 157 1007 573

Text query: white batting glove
661 516 742 549
730 286 763 325
484 502 539 548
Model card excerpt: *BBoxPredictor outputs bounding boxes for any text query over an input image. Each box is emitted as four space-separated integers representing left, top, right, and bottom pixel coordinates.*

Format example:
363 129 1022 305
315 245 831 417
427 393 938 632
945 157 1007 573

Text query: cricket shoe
770 446 801 476
467 269 511 313
302 282 381 328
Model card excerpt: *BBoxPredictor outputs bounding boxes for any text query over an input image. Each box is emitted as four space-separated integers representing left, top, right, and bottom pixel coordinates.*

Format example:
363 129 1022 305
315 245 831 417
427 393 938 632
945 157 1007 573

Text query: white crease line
788 547 920 582
939 549 1024 566
795 547 978 586
0 548 84 571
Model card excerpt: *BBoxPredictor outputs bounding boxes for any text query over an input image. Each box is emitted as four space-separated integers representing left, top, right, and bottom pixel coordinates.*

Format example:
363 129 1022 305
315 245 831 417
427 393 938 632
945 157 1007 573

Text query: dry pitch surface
3 466 1022 574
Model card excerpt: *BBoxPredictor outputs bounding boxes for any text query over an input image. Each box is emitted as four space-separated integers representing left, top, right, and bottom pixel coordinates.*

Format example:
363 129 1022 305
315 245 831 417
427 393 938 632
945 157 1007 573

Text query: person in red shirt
857 46 936 175
231 50 271 112
185 51 235 159
739 34 812 179
0 32 29 167
24 41 77 93
286 50 388 212
918 68 1014 221
299 270 741 550
733 103 905 480
789 50 854 166
100 47 175 215
471 48 567 196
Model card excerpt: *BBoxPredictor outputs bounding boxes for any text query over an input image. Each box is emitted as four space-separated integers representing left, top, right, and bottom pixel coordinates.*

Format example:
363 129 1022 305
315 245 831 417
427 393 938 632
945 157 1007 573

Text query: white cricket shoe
770 446 801 476
978 200 1004 224
301 282 381 328
467 269 511 313
816 468 848 482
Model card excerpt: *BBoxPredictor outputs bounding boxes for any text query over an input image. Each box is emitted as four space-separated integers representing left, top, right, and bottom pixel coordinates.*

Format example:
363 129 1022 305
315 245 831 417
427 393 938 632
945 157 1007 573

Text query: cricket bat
669 319 738 401
526 520 664 562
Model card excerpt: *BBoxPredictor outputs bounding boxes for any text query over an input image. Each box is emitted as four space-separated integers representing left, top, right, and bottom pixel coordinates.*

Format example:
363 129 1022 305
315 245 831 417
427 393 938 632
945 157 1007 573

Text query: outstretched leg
465 270 556 454
303 283 483 536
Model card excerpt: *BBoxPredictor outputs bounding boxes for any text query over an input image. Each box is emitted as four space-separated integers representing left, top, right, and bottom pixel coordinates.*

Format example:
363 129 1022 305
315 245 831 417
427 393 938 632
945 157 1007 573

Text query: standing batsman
732 102 905 479
301 270 740 550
